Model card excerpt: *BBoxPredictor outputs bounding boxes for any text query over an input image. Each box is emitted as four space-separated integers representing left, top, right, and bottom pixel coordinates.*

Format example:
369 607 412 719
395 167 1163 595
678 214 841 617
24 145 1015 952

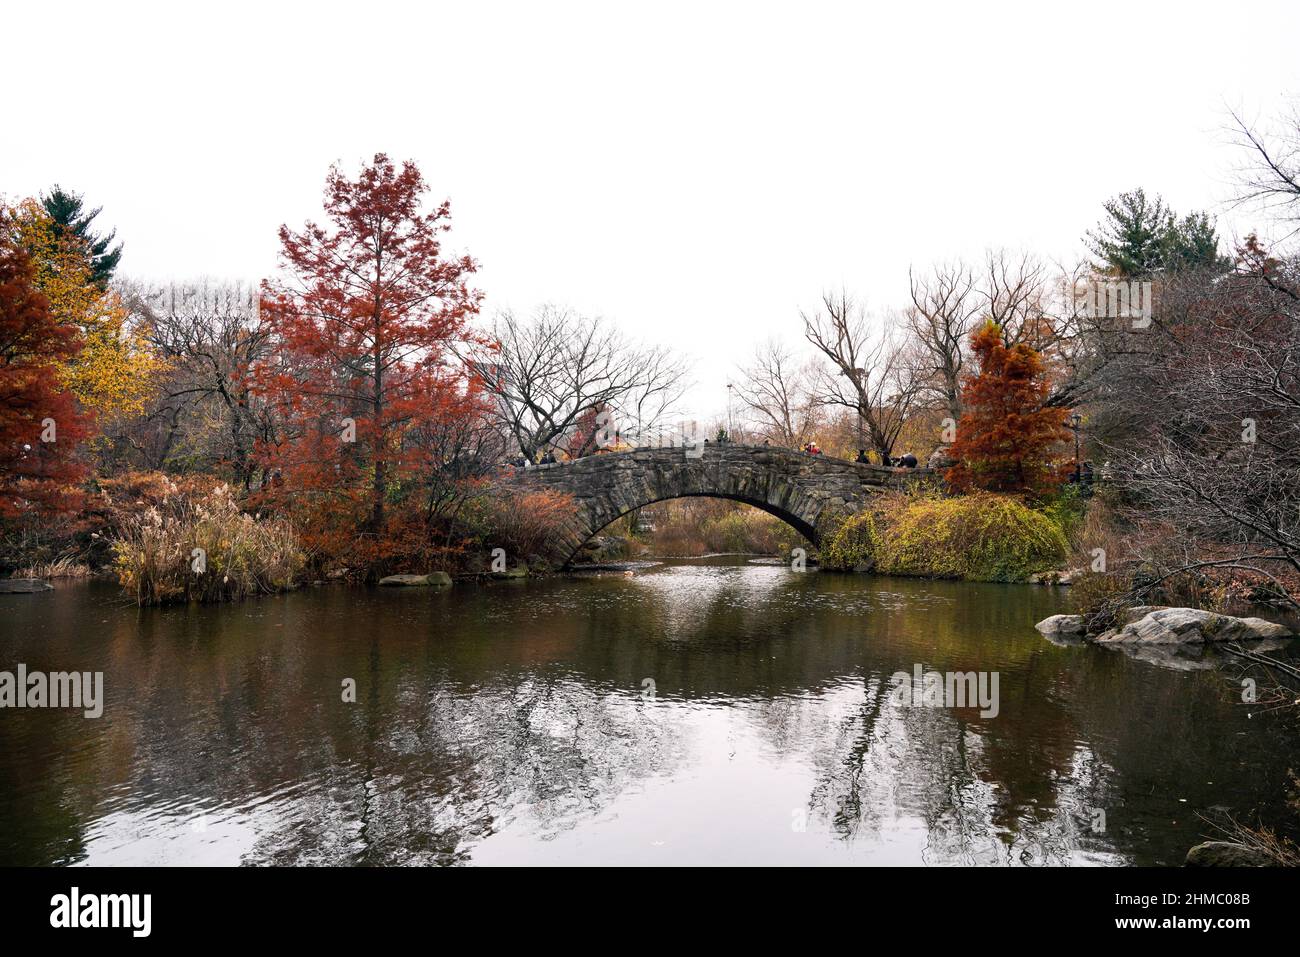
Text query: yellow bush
875 492 1067 582
821 509 880 571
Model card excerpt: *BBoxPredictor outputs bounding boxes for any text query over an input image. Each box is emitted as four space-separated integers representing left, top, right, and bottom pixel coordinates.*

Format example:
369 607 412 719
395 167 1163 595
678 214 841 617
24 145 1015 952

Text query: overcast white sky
5 1 1298 419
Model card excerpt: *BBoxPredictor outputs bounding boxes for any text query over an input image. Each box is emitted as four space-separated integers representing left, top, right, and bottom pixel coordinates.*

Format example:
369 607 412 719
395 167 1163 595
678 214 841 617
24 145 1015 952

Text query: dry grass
12 555 93 580
113 484 305 605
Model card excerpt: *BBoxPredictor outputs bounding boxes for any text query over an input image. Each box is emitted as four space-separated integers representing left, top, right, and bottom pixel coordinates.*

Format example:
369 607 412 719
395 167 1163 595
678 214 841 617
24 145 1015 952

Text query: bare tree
118 280 275 487
733 339 820 448
904 261 980 421
1230 103 1300 236
471 305 689 464
981 249 1060 351
1093 252 1300 607
802 290 921 462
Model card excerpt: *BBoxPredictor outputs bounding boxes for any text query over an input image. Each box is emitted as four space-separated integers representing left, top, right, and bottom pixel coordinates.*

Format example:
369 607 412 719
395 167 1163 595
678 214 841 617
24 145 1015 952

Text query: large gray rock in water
1096 607 1293 644
1035 614 1086 641
1185 841 1274 867
0 578 52 594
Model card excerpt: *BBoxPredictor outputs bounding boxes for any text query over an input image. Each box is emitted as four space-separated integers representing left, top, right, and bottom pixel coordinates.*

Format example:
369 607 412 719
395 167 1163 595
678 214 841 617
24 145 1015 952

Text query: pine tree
40 185 122 289
1086 188 1230 278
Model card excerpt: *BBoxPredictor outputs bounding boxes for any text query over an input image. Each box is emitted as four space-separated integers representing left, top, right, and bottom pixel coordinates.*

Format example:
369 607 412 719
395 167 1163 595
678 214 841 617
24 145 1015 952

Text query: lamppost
726 383 734 442
1070 412 1082 482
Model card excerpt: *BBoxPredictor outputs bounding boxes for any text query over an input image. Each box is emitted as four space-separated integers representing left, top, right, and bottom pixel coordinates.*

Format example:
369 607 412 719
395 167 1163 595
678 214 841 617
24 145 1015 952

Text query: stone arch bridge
493 444 938 568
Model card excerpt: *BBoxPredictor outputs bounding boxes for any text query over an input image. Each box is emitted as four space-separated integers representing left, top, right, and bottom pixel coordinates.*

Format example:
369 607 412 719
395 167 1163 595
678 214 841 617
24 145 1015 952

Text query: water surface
1 557 1294 866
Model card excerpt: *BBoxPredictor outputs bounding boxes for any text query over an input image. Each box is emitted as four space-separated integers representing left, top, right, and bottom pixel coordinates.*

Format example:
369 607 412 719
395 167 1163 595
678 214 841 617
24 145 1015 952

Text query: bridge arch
492 444 934 568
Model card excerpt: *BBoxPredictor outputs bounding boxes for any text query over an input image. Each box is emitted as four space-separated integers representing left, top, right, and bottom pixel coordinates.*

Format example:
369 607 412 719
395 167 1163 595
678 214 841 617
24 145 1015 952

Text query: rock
1120 605 1168 624
571 535 628 565
0 578 53 594
1029 568 1083 585
1185 841 1275 867
490 566 528 579
1095 607 1293 645
927 445 955 470
1035 614 1086 641
378 572 452 588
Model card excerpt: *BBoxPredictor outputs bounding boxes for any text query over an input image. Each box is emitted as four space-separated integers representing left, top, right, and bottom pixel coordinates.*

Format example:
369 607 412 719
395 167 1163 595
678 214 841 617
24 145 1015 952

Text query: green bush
1040 482 1088 543
876 492 1068 582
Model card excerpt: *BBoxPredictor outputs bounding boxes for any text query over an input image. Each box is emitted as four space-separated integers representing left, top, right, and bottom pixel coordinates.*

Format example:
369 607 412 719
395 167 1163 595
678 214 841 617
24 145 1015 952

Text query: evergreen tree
1086 188 1229 277
1162 210 1231 273
40 185 122 288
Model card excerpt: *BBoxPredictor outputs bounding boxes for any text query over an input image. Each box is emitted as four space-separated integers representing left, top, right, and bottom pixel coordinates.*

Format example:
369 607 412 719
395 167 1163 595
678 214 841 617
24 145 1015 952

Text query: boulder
571 535 628 564
378 572 452 588
1029 568 1084 586
1095 607 1293 645
1035 614 1087 640
927 445 955 470
0 578 53 594
1185 841 1275 867
1120 605 1168 624
490 565 528 580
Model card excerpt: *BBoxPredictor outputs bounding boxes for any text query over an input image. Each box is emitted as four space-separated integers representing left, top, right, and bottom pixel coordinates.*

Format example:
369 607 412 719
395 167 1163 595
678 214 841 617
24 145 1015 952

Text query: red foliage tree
255 154 486 552
0 234 92 517
945 319 1069 495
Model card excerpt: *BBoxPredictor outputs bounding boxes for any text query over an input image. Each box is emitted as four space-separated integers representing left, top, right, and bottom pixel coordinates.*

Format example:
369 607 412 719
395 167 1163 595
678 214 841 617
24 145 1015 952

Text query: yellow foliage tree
4 199 163 420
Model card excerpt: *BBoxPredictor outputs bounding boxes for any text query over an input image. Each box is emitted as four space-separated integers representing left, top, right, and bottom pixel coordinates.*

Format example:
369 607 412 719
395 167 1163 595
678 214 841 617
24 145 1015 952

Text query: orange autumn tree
0 231 93 517
256 153 486 567
945 319 1070 495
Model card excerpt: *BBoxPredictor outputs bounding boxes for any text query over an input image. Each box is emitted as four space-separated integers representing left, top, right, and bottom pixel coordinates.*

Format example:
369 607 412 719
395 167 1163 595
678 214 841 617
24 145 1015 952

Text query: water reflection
0 558 1294 865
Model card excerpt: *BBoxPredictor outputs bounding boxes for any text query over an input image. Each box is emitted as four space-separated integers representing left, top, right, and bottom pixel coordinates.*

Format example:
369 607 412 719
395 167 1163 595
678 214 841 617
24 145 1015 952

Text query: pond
0 556 1295 865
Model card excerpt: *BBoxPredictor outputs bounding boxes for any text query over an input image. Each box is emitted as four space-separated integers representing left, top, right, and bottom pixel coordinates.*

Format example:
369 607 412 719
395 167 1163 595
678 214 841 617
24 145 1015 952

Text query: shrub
1040 482 1088 543
476 489 578 563
821 509 880 571
876 492 1068 582
113 484 305 605
1069 570 1134 633
637 499 796 556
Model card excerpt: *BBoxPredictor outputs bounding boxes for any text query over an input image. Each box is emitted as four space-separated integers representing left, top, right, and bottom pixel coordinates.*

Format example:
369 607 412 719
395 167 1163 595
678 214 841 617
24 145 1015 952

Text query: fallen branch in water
1221 643 1300 684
